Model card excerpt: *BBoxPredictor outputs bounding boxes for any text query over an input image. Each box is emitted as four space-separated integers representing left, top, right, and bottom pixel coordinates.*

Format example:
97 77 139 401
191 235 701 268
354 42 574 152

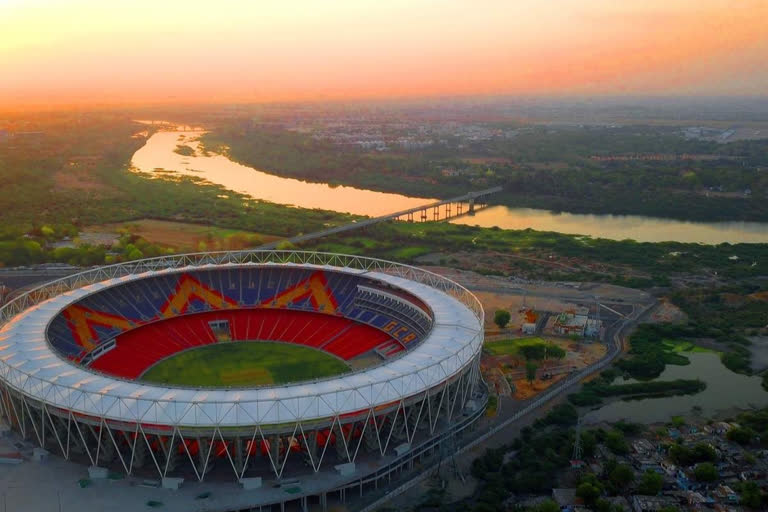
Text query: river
131 130 435 217
583 353 768 424
452 206 768 244
131 128 768 244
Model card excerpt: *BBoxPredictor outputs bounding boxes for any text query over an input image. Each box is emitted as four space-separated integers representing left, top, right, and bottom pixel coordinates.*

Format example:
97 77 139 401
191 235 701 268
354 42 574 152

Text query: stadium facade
0 251 485 491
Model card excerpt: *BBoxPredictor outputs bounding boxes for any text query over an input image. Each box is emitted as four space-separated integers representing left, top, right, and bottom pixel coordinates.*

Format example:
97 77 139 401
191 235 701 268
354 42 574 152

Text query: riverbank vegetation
302 221 768 286
0 113 353 266
726 408 768 447
568 366 705 406
668 284 768 376
173 144 195 156
614 324 694 379
204 121 768 223
569 376 705 406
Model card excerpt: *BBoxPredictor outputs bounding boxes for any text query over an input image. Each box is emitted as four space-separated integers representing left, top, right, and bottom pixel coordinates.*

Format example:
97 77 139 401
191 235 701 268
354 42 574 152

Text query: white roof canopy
0 263 482 427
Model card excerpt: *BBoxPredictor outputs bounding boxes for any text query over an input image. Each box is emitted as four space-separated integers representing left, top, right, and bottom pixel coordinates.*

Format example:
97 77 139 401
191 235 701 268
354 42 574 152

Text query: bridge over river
260 186 502 249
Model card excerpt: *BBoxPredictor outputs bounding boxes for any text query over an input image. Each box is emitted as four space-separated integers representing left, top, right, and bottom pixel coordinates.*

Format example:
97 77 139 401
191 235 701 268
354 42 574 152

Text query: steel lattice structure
0 251 484 483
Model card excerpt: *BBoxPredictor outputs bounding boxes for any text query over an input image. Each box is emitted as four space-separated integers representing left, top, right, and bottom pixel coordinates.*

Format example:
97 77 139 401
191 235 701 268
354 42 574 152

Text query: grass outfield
140 342 350 387
484 337 548 356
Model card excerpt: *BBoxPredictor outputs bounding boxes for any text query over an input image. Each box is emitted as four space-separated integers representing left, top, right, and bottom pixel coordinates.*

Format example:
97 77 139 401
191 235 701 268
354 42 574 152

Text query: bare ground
84 219 282 250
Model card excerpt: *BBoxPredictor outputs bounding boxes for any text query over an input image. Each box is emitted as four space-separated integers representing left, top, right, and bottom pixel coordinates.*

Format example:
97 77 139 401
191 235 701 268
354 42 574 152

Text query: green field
484 337 548 356
140 342 350 387
662 339 716 354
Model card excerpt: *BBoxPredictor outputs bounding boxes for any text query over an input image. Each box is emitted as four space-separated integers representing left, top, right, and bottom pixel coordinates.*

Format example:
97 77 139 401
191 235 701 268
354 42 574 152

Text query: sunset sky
1 0 766 107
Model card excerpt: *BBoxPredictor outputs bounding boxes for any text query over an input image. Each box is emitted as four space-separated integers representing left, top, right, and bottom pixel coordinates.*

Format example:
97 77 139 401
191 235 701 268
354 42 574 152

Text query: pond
583 353 768 424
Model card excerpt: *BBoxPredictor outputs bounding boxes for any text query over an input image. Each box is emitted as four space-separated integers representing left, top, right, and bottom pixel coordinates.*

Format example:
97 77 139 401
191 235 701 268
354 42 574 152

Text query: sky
1 0 767 107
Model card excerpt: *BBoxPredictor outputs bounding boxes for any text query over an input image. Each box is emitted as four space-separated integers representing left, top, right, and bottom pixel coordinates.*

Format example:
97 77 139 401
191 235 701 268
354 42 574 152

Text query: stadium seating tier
46 268 434 380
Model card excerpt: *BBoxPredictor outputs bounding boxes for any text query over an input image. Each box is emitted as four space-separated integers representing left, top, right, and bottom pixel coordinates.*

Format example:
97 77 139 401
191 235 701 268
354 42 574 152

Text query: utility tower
570 416 585 470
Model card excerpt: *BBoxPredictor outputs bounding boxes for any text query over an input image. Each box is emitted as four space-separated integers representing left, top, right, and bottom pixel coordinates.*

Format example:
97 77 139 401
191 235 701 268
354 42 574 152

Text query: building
631 495 680 512
584 318 602 338
552 488 578 509
553 312 588 336
714 485 739 503
552 311 602 338
632 439 655 455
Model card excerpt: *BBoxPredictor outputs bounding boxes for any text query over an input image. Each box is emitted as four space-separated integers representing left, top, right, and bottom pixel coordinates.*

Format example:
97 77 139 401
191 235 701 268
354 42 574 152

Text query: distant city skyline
1 0 767 108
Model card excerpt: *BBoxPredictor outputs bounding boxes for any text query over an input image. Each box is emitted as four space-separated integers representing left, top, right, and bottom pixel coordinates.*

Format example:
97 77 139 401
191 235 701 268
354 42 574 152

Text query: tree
738 481 763 509
576 482 602 506
637 470 663 496
694 462 718 482
275 241 296 250
545 343 566 360
609 463 635 489
605 430 629 455
691 443 718 463
594 499 613 512
525 361 538 387
726 426 754 445
669 442 717 466
493 310 511 329
125 247 144 260
520 343 547 361
533 500 561 512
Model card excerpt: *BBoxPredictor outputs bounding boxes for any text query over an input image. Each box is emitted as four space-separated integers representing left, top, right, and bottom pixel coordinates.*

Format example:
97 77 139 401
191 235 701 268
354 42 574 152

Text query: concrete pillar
53 421 69 456
132 434 147 469
97 430 116 464
305 430 317 466
333 423 347 460
197 437 210 475
443 383 456 418
410 401 425 432
269 436 282 474
392 413 406 442
363 421 378 452
234 437 245 475
160 435 178 474
428 395 441 431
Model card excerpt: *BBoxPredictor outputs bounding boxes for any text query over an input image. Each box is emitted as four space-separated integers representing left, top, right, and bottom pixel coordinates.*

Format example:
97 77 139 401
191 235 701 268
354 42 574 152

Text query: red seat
89 308 398 379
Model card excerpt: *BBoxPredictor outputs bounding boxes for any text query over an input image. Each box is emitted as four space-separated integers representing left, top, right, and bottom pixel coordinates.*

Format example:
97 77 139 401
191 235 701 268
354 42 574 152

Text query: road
0 267 82 303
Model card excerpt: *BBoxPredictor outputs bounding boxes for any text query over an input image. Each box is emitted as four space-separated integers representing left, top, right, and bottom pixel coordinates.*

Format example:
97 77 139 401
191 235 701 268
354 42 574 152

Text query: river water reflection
583 353 768 424
131 130 435 217
452 206 768 244
132 128 768 244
